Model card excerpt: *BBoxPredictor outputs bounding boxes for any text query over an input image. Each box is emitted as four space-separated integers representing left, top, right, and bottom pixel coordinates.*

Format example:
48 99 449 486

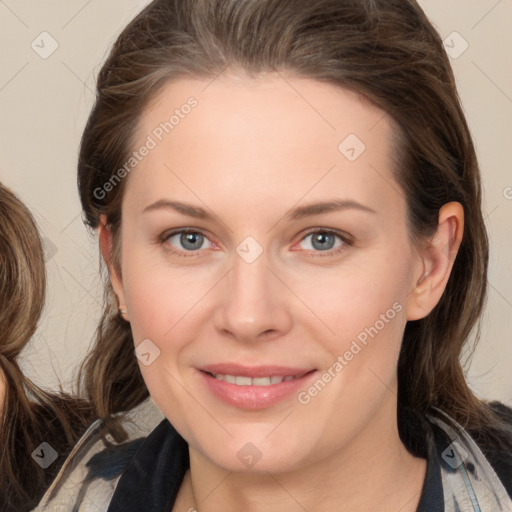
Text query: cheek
120 254 210 408
120 243 214 342
286 249 412 411
293 275 407 438
288 249 412 347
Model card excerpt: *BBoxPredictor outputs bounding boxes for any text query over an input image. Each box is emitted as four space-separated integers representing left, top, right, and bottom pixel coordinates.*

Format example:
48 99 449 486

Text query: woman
0 183 94 511
36 0 512 510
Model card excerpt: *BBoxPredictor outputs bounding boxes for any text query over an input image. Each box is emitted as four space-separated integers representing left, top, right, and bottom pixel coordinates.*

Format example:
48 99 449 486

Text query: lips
197 363 317 409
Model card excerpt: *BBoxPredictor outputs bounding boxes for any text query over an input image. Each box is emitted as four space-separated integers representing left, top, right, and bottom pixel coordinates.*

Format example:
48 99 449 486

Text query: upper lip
200 363 315 378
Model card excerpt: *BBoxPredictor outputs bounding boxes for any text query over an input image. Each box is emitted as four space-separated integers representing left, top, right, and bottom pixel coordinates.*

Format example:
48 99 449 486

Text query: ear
98 214 127 317
406 202 464 321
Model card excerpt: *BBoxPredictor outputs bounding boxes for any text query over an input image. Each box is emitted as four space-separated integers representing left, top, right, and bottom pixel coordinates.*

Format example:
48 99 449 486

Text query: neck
174 394 427 512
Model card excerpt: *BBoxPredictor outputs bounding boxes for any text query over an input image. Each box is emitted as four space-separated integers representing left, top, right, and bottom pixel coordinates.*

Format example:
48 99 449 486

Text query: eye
163 229 214 254
296 229 350 254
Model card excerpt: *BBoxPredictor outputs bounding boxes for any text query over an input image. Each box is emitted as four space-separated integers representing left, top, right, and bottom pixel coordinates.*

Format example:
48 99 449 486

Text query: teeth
211 373 301 386
236 376 252 386
253 377 272 386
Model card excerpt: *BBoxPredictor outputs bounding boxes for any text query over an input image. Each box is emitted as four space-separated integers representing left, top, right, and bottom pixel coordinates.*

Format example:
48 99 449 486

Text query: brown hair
77 0 511 450
0 183 94 512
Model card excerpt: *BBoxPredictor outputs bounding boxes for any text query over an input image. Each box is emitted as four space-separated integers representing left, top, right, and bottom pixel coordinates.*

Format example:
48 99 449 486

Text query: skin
101 73 464 511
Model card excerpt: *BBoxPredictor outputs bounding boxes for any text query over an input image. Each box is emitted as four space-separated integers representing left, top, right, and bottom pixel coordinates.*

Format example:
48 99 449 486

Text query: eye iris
181 232 203 250
312 232 335 250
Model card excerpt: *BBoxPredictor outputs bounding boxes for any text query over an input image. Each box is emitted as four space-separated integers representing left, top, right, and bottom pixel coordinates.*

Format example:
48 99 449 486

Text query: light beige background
0 1 511 404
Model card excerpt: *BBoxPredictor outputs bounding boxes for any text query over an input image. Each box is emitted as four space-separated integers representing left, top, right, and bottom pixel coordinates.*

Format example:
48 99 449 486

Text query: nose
213 252 293 343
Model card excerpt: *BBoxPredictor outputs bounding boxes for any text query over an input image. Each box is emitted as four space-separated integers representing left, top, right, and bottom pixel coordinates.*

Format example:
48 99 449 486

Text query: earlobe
98 215 127 316
406 202 464 321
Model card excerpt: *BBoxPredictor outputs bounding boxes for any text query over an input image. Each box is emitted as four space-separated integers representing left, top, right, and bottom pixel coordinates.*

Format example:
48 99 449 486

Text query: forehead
127 73 404 219
137 72 392 153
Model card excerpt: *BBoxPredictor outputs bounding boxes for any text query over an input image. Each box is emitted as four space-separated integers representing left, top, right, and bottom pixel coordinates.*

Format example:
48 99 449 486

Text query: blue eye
165 230 212 252
298 230 346 253
161 228 351 258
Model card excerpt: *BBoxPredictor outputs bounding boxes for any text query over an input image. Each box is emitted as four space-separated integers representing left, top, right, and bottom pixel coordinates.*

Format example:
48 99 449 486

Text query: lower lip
198 370 317 410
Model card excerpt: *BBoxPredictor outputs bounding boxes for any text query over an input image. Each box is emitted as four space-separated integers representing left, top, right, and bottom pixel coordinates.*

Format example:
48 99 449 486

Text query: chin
193 431 312 475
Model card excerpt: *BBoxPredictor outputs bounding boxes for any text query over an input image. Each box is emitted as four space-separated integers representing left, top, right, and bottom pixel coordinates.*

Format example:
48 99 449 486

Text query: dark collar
416 418 444 511
107 419 189 512
107 418 443 512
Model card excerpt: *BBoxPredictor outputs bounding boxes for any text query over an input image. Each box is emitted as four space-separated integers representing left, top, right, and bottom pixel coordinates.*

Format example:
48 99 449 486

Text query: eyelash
159 228 353 258
159 229 214 258
296 228 353 258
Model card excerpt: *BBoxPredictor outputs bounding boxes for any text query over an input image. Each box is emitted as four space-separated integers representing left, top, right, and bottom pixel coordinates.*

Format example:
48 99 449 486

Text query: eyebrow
285 199 376 220
143 200 210 219
142 199 376 220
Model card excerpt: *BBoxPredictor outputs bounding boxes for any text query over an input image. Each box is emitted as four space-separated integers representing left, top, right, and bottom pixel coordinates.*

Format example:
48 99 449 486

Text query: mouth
197 364 318 409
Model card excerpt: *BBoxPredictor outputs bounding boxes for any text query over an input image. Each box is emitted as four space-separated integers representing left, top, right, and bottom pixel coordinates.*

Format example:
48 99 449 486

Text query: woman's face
109 74 430 473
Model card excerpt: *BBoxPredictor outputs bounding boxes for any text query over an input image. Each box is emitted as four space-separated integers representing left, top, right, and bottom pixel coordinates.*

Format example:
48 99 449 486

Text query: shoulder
476 401 512 499
33 401 164 512
429 400 512 501
424 402 512 508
